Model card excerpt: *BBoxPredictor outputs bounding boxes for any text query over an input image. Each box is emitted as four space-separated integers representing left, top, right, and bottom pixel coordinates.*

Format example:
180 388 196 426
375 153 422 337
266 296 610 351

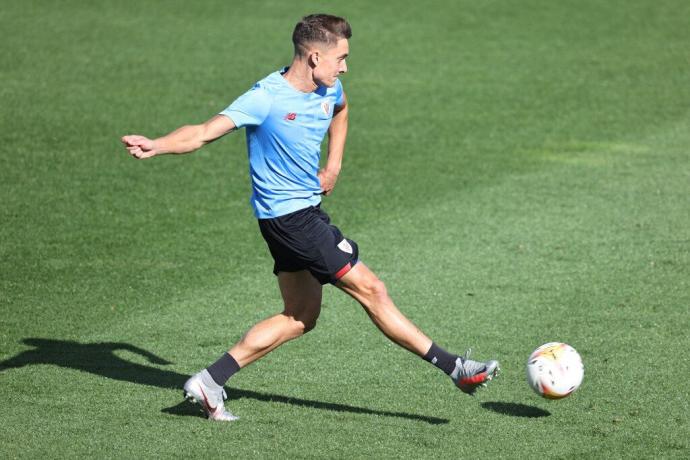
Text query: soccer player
121 14 499 422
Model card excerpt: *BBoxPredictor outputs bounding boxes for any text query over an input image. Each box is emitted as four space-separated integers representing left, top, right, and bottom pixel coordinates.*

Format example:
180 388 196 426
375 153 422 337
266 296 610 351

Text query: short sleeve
334 79 345 107
220 85 272 128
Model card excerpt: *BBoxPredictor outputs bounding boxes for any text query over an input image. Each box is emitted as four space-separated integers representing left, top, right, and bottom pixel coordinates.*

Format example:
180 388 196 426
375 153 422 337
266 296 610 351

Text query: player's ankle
205 352 241 386
422 342 459 376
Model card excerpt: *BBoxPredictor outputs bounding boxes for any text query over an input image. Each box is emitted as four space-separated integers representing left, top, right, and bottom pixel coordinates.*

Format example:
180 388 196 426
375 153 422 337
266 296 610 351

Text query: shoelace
460 349 487 376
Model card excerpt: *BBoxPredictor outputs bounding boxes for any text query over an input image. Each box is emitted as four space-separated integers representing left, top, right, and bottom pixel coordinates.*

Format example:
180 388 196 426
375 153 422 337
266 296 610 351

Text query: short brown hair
292 14 352 57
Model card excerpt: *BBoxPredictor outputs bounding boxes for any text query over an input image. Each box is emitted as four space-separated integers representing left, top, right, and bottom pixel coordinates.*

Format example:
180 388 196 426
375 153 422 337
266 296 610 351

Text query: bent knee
364 279 389 303
293 316 317 335
301 317 318 333
284 311 319 335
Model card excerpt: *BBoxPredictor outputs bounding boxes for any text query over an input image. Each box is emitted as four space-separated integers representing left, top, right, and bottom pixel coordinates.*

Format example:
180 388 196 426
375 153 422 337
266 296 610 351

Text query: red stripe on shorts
334 262 352 280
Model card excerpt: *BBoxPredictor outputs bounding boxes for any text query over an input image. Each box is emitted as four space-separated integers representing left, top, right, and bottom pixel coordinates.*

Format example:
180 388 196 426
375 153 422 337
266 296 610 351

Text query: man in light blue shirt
221 68 345 218
122 14 498 422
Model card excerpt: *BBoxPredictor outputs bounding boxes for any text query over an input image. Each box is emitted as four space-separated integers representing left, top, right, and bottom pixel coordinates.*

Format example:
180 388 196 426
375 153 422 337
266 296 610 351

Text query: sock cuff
423 342 458 376
423 342 441 363
206 352 241 386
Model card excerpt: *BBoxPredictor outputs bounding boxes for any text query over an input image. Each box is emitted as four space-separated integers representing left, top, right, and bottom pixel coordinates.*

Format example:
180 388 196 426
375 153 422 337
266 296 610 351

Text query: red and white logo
337 239 353 254
284 112 297 121
321 102 330 116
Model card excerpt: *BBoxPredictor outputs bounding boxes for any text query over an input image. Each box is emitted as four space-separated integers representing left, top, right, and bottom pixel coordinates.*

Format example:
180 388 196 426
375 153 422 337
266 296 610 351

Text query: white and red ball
526 342 584 399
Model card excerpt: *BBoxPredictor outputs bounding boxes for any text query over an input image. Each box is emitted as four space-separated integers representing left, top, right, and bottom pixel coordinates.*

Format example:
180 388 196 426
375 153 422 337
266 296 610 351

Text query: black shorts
258 205 359 285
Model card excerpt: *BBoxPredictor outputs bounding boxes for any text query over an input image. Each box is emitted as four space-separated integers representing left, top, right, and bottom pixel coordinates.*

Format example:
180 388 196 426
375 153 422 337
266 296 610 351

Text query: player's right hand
121 135 157 159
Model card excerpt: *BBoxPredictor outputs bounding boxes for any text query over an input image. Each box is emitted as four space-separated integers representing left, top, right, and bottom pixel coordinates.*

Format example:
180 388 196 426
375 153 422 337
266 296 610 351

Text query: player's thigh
278 270 322 321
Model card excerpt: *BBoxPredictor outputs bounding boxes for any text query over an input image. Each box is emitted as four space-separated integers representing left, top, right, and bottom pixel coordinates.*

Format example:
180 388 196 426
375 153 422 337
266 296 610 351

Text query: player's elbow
193 124 209 147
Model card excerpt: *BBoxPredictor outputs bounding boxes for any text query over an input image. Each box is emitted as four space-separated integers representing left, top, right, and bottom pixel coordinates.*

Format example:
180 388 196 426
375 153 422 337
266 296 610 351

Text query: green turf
1 0 689 457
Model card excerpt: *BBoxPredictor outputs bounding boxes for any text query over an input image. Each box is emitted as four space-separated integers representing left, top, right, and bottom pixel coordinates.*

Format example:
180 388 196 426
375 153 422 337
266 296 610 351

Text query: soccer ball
526 342 584 399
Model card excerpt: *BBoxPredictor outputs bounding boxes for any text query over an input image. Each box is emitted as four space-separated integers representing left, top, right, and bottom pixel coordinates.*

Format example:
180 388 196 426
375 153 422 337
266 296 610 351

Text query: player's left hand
318 168 339 195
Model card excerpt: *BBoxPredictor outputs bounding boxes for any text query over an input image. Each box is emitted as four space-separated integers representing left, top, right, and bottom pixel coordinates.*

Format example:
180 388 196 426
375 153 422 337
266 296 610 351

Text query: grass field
1 0 689 457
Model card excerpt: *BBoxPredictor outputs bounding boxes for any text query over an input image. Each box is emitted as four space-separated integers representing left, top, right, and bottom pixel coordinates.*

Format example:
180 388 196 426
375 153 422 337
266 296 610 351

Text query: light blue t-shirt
220 68 345 219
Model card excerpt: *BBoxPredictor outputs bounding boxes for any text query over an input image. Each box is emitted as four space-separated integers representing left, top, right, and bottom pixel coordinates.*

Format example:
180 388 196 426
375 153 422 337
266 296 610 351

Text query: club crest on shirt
321 101 330 116
337 239 353 254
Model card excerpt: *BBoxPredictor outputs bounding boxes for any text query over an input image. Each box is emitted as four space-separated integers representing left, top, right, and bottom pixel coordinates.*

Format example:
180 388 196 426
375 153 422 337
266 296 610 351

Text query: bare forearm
153 124 206 155
122 115 235 160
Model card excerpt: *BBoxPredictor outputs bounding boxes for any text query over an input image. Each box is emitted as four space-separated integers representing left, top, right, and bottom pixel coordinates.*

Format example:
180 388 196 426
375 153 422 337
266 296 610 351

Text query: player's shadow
481 401 551 418
0 338 448 425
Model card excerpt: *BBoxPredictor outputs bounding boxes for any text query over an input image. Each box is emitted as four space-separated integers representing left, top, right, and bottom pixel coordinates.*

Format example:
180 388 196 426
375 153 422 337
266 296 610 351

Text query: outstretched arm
121 114 236 159
113 343 172 365
319 92 348 195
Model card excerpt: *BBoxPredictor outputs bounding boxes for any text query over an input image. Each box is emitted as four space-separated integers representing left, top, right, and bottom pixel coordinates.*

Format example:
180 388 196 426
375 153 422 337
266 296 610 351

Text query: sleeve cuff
219 110 250 129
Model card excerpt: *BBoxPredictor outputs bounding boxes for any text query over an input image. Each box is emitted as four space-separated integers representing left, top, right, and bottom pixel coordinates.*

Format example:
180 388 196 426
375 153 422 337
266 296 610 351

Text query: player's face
312 38 349 87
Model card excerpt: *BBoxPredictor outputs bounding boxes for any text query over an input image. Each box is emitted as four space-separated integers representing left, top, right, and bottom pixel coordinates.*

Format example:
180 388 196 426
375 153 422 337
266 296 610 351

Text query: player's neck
282 58 319 93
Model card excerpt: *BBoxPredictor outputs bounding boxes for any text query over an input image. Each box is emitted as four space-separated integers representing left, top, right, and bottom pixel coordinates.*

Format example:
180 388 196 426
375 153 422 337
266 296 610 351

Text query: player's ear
309 51 319 68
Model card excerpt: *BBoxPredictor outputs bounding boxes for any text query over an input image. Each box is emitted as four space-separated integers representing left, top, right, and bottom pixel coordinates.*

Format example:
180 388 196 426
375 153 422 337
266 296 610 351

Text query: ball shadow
481 401 551 418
